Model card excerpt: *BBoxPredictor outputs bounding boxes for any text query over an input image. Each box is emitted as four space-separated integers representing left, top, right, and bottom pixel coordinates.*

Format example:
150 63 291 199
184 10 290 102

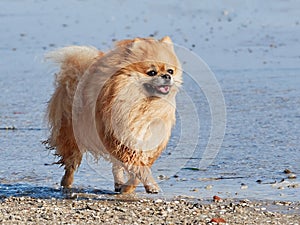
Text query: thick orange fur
45 37 182 193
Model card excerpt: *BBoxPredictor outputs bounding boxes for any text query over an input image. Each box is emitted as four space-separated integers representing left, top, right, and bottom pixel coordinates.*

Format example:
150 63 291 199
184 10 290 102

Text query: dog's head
116 36 182 98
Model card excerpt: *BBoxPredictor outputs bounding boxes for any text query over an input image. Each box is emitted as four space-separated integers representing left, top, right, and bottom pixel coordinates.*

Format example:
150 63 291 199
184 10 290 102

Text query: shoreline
1 195 299 224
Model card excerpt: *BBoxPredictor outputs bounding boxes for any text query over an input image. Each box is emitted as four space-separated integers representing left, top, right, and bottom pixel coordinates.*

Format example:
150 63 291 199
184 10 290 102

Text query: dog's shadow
0 183 124 201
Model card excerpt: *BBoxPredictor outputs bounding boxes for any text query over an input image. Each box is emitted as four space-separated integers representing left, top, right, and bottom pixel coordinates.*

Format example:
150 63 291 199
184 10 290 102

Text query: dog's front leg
121 164 159 194
120 174 140 194
112 161 125 192
138 166 160 194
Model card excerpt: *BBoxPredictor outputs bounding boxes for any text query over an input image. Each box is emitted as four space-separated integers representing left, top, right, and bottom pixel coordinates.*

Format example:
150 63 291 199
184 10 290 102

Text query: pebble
154 199 163 203
284 169 292 174
191 188 199 192
157 175 169 180
240 184 248 189
288 174 297 179
205 185 213 190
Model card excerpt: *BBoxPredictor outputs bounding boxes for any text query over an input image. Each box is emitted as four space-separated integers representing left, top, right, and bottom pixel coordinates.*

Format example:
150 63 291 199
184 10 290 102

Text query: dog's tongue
158 85 170 94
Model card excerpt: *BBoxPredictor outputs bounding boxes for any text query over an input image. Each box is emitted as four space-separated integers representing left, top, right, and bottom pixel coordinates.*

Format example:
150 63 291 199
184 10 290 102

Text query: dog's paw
120 185 137 194
144 184 160 194
114 183 123 192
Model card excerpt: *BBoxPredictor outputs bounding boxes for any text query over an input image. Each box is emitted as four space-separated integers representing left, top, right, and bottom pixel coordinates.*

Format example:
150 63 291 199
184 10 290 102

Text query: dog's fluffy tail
45 46 103 85
45 46 103 153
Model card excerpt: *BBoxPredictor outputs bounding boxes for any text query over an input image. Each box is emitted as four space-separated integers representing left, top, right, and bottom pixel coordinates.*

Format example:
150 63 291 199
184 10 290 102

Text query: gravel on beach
0 196 299 225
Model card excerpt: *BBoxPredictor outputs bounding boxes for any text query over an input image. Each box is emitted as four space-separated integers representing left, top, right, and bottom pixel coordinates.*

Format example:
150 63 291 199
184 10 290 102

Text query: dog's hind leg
60 151 82 188
55 117 83 188
61 167 75 188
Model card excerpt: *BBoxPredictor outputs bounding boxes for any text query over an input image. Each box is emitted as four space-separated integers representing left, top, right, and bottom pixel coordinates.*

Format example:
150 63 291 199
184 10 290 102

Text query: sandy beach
0 196 299 225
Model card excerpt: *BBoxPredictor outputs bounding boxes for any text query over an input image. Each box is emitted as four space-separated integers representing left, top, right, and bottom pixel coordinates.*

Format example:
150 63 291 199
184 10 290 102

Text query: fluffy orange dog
45 36 182 194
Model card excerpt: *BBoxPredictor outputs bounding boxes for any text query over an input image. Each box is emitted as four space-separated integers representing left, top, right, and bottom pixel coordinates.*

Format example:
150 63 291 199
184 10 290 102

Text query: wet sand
1 195 299 225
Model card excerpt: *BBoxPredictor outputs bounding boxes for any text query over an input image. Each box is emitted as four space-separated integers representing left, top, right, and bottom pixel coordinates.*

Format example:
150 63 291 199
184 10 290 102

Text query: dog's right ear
160 36 173 44
160 36 174 51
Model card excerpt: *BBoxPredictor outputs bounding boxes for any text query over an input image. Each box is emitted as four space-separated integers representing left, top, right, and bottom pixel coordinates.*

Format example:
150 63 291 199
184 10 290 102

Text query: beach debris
0 126 16 130
213 195 223 202
210 217 226 223
182 167 200 171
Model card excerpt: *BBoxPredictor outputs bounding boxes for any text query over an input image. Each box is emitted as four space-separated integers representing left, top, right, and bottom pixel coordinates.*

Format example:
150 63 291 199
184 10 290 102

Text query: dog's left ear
160 36 174 50
115 38 144 49
115 39 135 48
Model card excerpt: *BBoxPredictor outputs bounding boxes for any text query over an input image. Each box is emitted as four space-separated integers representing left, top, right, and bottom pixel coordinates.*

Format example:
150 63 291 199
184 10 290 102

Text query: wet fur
45 37 182 193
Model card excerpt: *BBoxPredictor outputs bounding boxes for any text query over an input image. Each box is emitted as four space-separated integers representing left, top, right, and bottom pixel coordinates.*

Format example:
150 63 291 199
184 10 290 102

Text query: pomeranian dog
44 36 182 194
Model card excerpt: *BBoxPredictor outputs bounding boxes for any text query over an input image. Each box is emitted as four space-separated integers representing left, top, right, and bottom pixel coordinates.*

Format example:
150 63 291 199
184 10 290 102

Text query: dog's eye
167 69 174 75
146 70 157 76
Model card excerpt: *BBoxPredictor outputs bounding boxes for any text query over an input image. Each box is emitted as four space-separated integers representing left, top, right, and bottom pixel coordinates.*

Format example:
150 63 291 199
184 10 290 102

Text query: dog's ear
115 38 145 48
116 37 174 50
130 37 145 50
115 39 134 48
160 36 172 43
160 36 174 50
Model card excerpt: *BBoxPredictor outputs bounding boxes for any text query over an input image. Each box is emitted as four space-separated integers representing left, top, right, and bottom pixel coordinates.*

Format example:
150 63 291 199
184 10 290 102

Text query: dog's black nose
161 74 171 80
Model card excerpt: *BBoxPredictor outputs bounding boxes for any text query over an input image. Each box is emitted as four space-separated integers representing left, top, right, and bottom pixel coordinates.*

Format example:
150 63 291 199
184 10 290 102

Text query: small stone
284 169 292 174
158 175 169 180
288 174 297 179
205 185 213 190
223 10 229 16
288 183 300 188
240 184 248 189
155 199 163 203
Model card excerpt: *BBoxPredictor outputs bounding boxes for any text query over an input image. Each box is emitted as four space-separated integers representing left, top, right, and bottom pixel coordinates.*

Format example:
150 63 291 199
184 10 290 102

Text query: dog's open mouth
144 83 171 95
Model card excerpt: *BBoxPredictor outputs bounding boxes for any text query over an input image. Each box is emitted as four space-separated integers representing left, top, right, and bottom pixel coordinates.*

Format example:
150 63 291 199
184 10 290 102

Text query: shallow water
1 68 299 202
0 0 299 201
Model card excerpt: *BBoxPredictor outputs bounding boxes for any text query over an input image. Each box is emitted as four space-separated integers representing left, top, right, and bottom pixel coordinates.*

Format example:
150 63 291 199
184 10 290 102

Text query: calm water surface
1 67 299 201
